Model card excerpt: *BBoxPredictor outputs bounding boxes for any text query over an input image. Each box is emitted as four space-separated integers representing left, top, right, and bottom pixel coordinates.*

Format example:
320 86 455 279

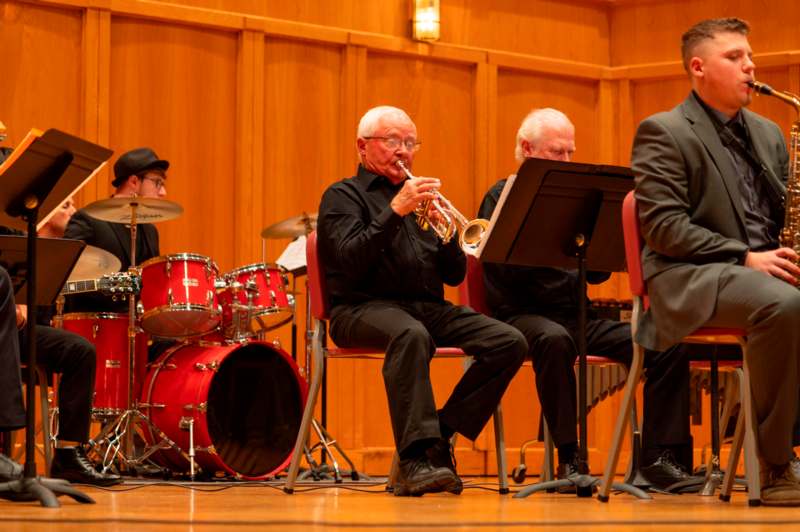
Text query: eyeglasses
142 175 166 190
364 136 422 152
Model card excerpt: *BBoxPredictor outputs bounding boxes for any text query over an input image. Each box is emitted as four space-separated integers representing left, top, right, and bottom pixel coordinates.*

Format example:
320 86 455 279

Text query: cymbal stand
88 199 193 475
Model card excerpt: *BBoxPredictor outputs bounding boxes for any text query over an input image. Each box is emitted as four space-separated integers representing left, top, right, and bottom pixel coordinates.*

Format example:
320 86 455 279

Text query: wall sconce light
412 0 440 42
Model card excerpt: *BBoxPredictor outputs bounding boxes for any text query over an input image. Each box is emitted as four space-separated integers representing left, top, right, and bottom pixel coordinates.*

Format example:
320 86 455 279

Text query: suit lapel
682 96 749 237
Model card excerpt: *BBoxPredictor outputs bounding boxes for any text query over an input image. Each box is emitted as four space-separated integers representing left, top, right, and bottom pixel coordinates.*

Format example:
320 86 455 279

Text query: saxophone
749 80 800 252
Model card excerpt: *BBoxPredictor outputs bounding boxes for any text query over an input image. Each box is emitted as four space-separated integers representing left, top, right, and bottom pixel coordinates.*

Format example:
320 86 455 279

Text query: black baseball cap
112 147 170 188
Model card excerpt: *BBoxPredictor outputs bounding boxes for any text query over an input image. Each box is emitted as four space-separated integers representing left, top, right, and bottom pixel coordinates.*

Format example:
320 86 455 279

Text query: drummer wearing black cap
64 147 169 314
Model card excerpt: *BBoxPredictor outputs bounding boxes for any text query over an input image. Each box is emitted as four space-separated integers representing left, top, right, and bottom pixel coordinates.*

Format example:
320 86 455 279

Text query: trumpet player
317 105 527 497
634 17 800 506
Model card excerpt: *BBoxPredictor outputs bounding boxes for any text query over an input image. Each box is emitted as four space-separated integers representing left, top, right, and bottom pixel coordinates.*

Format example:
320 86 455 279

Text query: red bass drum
140 341 307 479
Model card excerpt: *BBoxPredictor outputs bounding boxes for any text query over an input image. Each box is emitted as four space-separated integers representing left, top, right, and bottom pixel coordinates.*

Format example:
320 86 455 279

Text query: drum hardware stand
87 199 193 475
179 417 198 480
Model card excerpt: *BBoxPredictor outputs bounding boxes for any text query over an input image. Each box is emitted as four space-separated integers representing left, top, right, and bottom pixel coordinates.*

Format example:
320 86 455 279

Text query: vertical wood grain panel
108 17 238 270
0 1 82 161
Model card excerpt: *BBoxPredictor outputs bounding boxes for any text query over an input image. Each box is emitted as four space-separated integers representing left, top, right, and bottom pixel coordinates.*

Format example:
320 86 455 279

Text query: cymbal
261 212 317 239
68 245 122 281
83 196 183 224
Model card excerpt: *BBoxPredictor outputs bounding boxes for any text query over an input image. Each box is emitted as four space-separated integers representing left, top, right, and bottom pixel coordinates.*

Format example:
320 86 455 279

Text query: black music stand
0 129 111 507
478 158 648 500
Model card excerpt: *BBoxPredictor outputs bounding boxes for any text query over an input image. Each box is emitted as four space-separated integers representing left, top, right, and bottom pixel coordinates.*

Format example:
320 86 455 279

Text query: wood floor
1 476 799 531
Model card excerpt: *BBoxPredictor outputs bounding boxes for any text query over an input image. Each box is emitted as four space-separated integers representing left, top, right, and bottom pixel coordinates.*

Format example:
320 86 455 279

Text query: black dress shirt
478 178 609 321
318 164 466 309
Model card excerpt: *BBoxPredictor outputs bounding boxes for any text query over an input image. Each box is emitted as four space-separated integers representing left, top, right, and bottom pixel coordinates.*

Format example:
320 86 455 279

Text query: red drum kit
59 196 313 480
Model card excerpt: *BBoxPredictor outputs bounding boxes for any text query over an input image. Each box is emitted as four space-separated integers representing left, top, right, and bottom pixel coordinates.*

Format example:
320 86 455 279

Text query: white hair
514 108 574 162
357 106 413 138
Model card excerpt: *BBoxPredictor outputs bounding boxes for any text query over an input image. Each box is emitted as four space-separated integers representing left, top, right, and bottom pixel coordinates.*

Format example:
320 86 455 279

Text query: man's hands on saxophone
745 247 800 285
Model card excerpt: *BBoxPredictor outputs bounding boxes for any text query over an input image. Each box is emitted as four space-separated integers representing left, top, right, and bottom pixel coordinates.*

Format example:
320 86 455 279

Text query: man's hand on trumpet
390 176 441 217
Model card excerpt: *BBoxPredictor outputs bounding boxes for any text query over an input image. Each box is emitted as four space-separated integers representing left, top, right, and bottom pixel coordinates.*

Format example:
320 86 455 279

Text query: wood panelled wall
3 0 799 475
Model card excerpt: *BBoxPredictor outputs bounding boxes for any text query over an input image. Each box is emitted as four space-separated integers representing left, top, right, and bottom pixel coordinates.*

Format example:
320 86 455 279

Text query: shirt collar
692 90 745 128
356 164 404 191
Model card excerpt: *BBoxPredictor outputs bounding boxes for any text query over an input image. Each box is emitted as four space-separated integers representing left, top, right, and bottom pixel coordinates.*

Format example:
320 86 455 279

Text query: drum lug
194 361 219 372
92 323 99 339
140 402 165 409
152 362 177 370
207 290 213 306
269 290 276 307
168 288 174 306
183 402 207 413
194 445 217 455
166 260 172 276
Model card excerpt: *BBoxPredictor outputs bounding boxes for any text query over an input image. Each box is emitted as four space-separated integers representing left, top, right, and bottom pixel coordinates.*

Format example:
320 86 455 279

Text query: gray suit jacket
632 93 788 350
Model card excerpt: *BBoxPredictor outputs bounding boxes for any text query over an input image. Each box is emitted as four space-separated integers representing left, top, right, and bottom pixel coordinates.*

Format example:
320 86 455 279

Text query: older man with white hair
317 105 527 497
478 108 692 492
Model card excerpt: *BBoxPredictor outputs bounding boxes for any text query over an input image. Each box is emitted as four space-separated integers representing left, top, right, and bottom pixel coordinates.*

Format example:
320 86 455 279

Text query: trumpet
396 160 490 256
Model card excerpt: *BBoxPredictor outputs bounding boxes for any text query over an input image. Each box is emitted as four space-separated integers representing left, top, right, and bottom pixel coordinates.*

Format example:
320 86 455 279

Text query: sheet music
475 173 517 259
36 161 106 232
276 235 307 272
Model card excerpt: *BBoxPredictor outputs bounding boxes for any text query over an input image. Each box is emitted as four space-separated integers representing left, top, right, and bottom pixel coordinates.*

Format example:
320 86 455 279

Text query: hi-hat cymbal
68 245 122 281
83 196 183 224
261 212 317 239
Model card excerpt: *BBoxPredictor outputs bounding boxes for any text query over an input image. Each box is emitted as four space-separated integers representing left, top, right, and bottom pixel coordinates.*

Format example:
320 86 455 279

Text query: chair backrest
305 231 330 321
459 254 490 315
621 190 647 299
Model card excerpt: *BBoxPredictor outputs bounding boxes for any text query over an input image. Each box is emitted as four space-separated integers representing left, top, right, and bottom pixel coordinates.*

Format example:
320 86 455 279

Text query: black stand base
0 476 95 507
515 474 650 500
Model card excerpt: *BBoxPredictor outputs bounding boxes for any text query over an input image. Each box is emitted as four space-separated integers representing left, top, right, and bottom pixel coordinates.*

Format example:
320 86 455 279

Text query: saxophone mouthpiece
748 80 773 95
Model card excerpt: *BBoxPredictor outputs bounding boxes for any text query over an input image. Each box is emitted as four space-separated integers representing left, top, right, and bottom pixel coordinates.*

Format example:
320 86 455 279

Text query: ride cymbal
83 196 183 224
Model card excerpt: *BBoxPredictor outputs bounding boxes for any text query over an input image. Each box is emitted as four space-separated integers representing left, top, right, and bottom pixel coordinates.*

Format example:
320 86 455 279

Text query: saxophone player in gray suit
633 17 800 506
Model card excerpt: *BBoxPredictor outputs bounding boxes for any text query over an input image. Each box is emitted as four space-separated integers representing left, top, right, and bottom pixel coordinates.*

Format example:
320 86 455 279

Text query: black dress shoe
394 455 458 497
640 450 692 491
51 447 122 487
0 453 22 482
556 456 583 494
427 438 463 494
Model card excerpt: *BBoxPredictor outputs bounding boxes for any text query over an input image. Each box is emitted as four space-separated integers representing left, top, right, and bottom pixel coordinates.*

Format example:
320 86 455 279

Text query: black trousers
506 314 690 458
330 300 527 455
0 267 25 432
18 325 96 443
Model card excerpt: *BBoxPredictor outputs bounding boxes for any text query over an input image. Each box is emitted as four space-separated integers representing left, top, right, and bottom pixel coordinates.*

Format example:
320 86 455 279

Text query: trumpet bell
460 218 490 256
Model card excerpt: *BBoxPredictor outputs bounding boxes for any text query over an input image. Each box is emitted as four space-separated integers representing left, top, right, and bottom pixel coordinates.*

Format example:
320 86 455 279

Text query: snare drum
61 313 149 417
139 253 221 338
140 340 307 479
218 263 294 337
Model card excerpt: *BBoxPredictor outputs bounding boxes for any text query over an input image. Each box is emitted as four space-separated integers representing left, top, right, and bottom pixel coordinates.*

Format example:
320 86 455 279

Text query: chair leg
541 420 554 483
741 354 761 506
284 321 325 494
719 368 745 502
598 342 645 501
492 404 509 494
